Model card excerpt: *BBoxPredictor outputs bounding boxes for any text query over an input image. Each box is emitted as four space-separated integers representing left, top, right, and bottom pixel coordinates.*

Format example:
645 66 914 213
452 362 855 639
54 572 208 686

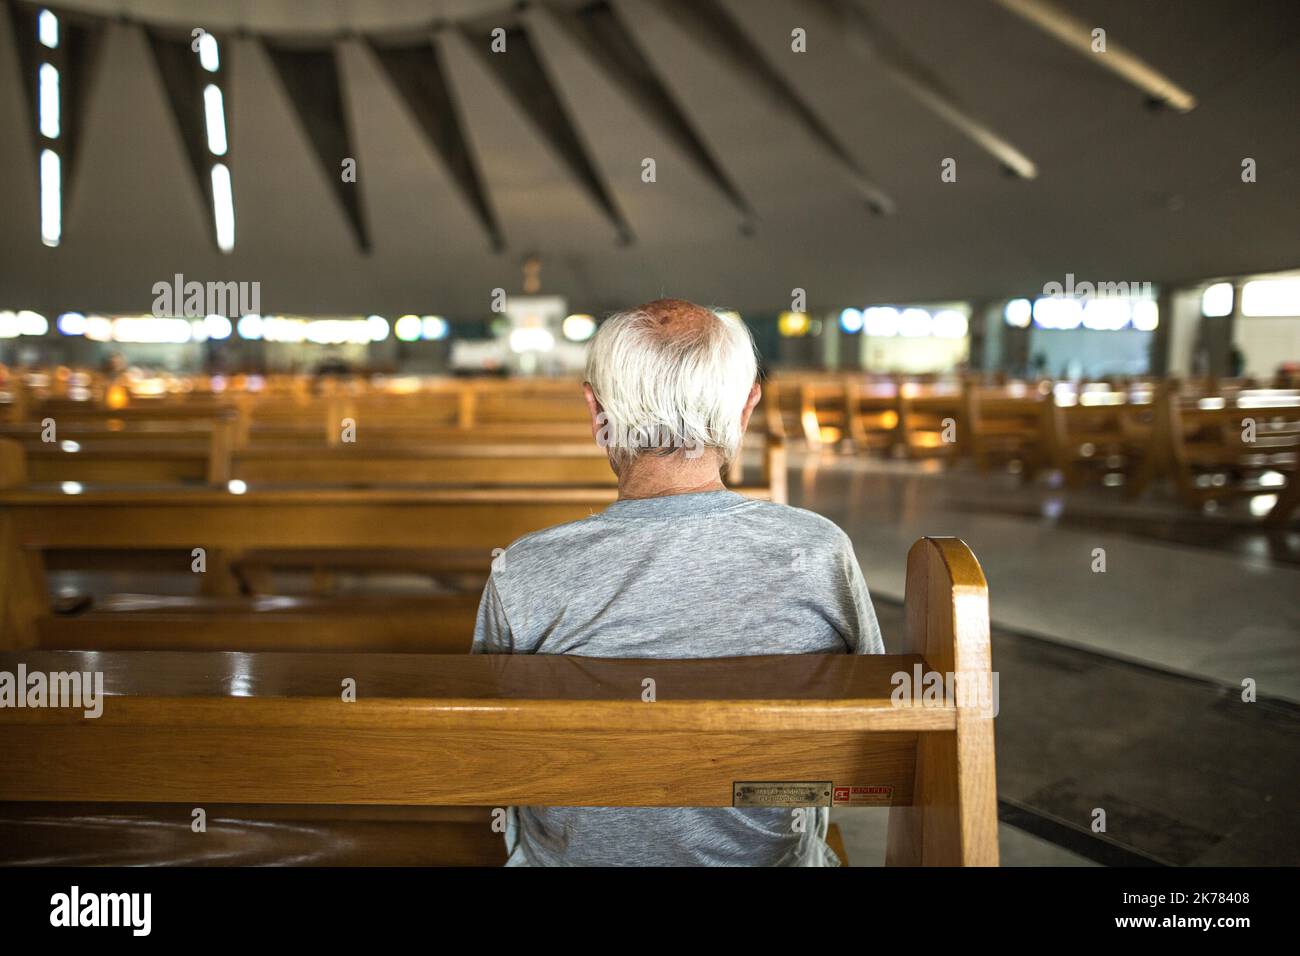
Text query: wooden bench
1044 389 1154 488
845 379 903 456
0 484 615 647
228 443 615 487
0 439 785 647
897 385 964 460
764 376 841 450
1267 468 1300 526
35 593 479 654
10 377 593 447
0 803 506 866
1130 390 1299 515
0 537 998 866
962 385 1050 476
10 418 784 493
13 430 609 487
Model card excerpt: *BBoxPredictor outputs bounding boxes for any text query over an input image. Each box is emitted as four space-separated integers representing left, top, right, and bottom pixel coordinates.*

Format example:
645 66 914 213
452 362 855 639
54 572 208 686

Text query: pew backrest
0 536 998 866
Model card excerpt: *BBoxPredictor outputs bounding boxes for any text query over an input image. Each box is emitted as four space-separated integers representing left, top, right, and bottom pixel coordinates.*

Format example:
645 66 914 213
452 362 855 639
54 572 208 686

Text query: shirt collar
598 490 750 520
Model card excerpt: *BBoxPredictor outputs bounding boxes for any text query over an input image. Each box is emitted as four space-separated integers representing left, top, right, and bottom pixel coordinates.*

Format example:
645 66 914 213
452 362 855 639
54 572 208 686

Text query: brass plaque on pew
733 781 833 808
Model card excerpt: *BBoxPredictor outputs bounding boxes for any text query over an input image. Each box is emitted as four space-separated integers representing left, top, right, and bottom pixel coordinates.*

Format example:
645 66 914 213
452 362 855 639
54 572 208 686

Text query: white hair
585 305 758 469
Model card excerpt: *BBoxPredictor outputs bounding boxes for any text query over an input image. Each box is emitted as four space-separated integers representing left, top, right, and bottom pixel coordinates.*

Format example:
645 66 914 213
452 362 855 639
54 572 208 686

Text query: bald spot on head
636 298 716 339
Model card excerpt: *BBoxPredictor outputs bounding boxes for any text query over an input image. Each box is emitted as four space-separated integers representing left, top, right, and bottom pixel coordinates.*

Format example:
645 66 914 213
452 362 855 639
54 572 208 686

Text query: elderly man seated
473 297 883 866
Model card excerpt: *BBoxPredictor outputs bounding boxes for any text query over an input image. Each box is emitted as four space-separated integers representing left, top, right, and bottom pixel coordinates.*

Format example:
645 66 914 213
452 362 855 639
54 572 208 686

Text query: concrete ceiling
1 0 1298 318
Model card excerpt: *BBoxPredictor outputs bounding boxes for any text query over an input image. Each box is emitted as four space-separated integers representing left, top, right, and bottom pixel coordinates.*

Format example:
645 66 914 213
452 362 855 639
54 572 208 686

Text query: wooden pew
799 378 852 448
2 409 238 486
0 484 614 648
220 433 777 591
1157 392 1300 511
897 384 964 460
0 430 786 494
12 377 595 449
235 434 783 490
230 443 613 487
10 429 607 488
24 440 212 484
1044 389 1154 488
961 383 1050 475
764 375 838 450
845 379 902 456
35 594 478 654
0 438 786 648
0 537 998 867
0 804 506 866
25 399 233 427
1266 468 1300 526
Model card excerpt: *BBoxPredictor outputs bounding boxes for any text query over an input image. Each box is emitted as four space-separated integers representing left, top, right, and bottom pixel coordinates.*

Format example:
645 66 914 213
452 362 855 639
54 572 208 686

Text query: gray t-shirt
471 489 884 866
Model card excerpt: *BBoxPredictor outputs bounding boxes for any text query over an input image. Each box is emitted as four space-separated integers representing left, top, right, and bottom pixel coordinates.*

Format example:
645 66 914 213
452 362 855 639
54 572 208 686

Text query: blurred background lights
204 314 233 340
1131 299 1159 331
422 315 449 340
561 313 595 342
1241 278 1300 316
16 310 49 335
1201 281 1233 317
1082 297 1132 331
898 308 933 337
111 317 191 343
236 314 263 340
931 310 969 339
84 315 112 341
509 327 555 353
1004 298 1032 328
838 308 864 334
394 314 421 342
777 311 811 337
56 311 86 335
863 307 899 337
1032 296 1084 330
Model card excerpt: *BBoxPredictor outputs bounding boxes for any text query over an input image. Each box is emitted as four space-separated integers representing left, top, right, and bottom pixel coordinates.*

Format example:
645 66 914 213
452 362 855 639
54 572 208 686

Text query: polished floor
792 451 1300 866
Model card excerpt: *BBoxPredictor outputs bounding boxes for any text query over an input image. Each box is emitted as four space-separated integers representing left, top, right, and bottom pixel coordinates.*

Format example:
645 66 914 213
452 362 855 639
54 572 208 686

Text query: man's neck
616 452 727 500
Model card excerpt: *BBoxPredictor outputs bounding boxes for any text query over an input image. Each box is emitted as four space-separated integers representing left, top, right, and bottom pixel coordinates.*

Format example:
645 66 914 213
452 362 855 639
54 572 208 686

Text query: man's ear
739 382 762 434
582 382 604 445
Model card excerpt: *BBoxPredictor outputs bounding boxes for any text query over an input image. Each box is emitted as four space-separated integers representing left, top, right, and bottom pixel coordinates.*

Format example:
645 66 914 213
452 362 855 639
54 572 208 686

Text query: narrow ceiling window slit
10 4 106 247
37 10 61 245
145 28 237 252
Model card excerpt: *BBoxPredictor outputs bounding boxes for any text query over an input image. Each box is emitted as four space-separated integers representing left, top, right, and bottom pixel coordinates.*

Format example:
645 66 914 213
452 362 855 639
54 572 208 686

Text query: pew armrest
886 537 999 866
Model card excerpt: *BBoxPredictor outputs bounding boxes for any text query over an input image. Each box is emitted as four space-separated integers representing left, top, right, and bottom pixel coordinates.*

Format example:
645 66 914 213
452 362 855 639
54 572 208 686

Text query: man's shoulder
499 498 852 546
492 512 605 574
491 497 853 583
739 499 854 546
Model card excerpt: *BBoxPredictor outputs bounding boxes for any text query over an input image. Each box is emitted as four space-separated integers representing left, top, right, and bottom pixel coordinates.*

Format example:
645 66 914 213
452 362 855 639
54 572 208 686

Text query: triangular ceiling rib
543 0 756 230
651 0 895 215
144 28 221 249
816 0 1037 179
988 0 1196 112
264 41 371 252
6 1 107 235
368 36 504 252
464 21 634 245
